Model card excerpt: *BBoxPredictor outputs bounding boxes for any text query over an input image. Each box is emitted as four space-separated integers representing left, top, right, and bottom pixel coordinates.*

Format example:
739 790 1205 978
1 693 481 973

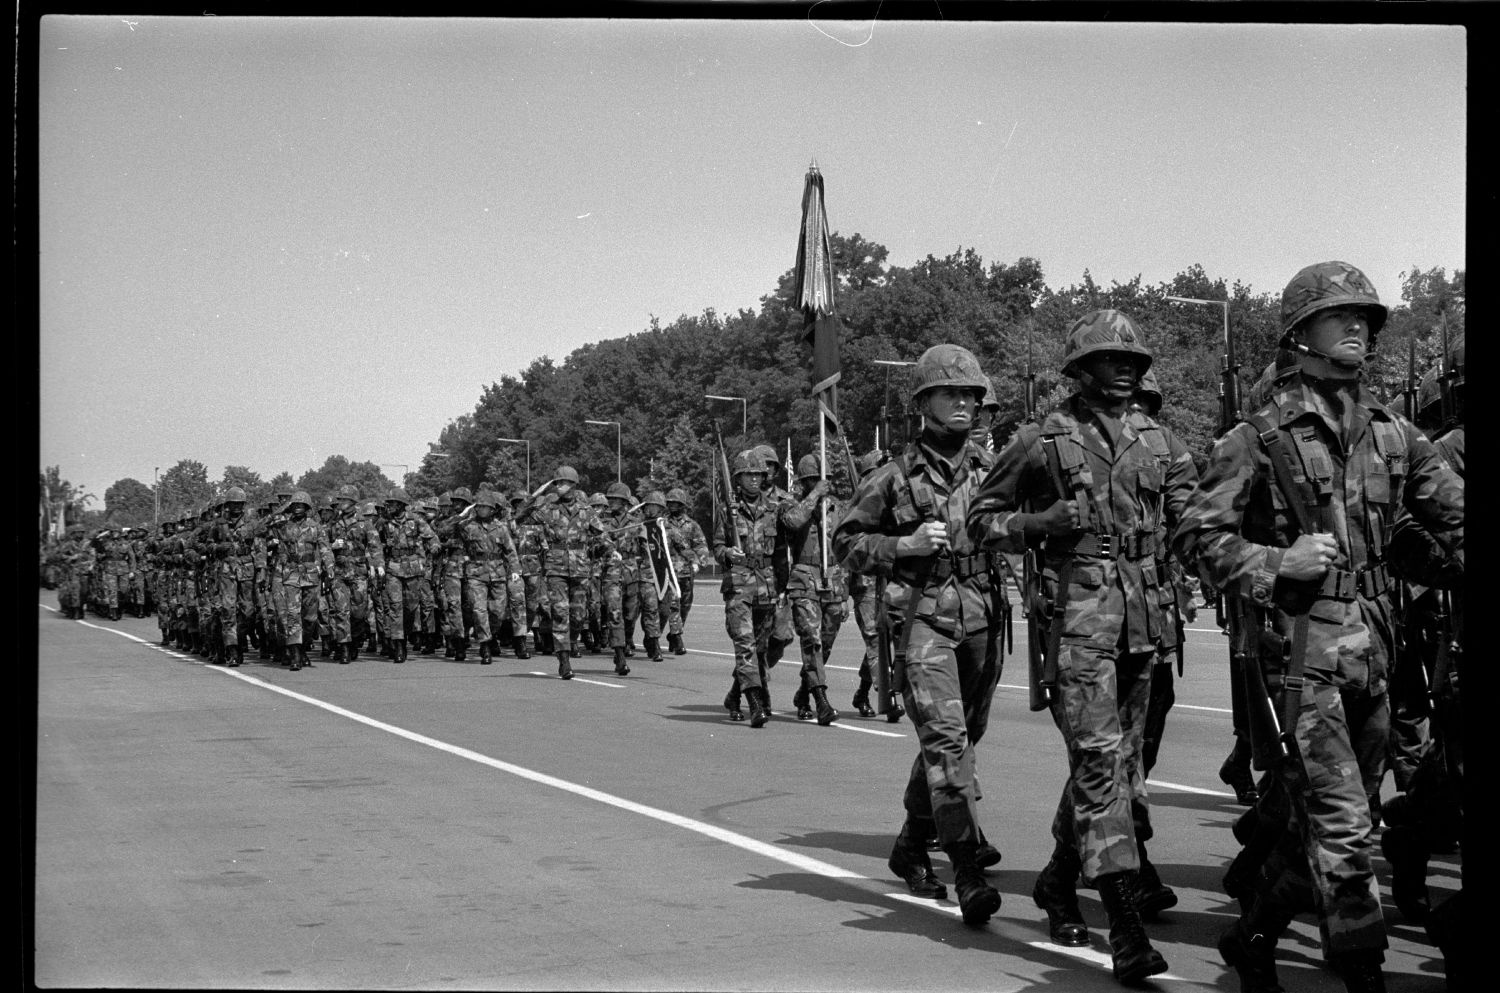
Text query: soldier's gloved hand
1020 499 1080 538
724 547 746 566
899 521 949 556
809 479 831 501
1280 532 1339 581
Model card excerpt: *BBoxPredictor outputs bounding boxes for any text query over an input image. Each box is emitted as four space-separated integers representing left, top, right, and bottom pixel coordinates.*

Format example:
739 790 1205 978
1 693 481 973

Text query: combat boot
230 644 244 668
887 819 947 899
1217 906 1290 993
613 646 630 676
1135 845 1178 919
1330 950 1386 993
444 636 457 659
321 637 333 658
557 651 573 680
793 681 814 721
811 686 838 726
645 635 663 661
346 641 358 663
1033 850 1090 946
1098 871 1168 984
336 642 350 664
1220 747 1259 806
289 645 304 672
975 826 1001 870
111 606 121 621
747 687 770 728
259 637 273 660
624 640 636 658
299 644 314 668
724 682 745 722
513 635 530 659
391 639 405 663
948 843 1002 926
1380 825 1430 924
455 638 468 663
669 632 686 655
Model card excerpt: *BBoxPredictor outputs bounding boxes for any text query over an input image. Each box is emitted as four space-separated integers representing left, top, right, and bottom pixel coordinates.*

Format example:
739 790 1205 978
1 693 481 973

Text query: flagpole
818 402 829 585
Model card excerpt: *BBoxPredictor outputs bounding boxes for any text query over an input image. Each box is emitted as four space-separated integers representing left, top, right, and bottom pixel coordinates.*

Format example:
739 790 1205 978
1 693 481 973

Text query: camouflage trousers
466 576 526 644
522 573 549 642
280 584 321 647
852 588 880 673
546 575 590 649
603 577 637 647
617 579 661 643
1047 636 1154 884
129 572 148 610
723 593 779 691
790 592 848 690
57 575 81 614
328 575 371 645
383 575 431 642
438 572 468 640
260 576 286 646
154 572 173 628
96 572 123 610
659 583 684 636
1251 678 1390 957
215 574 256 647
899 620 1002 848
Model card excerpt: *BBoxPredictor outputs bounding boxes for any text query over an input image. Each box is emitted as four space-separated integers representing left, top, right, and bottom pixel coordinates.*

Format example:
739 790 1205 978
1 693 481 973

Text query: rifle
1021 319 1053 712
711 419 739 552
1391 333 1431 713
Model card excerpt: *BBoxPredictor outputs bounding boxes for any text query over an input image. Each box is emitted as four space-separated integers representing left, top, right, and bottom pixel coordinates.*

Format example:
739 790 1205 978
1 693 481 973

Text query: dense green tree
293 457 394 506
104 477 155 526
157 460 213 520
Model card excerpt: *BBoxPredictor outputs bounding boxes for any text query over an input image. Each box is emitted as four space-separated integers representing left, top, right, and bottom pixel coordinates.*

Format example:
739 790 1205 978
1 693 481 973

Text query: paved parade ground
32 588 1454 991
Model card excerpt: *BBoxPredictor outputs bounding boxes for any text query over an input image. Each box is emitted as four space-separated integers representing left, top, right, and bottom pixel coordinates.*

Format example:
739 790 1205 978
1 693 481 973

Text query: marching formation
41 260 1465 991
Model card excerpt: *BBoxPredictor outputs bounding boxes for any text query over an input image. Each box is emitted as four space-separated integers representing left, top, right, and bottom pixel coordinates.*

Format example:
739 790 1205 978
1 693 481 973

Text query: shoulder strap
1041 419 1099 531
1248 412 1320 537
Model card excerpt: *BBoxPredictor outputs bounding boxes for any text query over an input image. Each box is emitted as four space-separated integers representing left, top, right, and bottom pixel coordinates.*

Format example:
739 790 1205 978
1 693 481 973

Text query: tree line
44 236 1463 532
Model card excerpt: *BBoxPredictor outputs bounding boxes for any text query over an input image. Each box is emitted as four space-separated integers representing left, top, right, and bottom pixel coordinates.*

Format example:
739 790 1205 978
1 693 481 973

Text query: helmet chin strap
1291 340 1367 371
1077 369 1134 401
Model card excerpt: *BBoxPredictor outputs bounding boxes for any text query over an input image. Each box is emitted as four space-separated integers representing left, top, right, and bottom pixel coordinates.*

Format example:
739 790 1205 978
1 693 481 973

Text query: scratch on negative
808 0 884 48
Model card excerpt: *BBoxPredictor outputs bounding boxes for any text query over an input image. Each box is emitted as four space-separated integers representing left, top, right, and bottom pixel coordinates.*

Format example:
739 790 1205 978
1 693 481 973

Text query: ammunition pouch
929 553 990 584
1057 530 1157 561
1314 562 1391 601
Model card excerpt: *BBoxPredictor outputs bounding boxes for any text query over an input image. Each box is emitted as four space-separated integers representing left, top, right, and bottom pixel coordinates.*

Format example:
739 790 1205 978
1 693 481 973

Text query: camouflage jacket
513 518 547 575
518 494 608 579
461 517 520 582
274 517 334 587
780 486 848 601
602 508 643 583
100 535 136 575
326 511 377 579
834 436 997 637
370 511 439 580
433 513 469 577
1173 372 1463 690
968 395 1197 655
713 489 782 605
208 514 257 581
664 512 709 575
1390 425 1465 591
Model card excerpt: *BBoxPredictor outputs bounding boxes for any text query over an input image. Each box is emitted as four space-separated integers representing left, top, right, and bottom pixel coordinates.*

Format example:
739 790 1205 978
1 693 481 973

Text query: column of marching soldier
41 260 1464 993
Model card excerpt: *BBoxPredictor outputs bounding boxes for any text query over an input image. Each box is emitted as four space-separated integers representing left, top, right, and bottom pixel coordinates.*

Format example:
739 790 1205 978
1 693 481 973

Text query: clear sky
37 15 1466 499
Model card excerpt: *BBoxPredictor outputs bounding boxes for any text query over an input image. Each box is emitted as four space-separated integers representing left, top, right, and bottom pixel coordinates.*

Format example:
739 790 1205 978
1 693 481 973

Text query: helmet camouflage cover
386 487 410 506
732 450 767 476
1061 310 1153 377
641 490 667 508
796 454 820 480
910 343 988 399
606 481 632 501
1280 260 1388 338
666 487 689 505
553 465 581 485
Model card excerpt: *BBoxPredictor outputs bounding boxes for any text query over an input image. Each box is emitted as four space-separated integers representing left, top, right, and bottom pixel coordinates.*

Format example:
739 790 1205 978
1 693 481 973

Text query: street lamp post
496 438 532 491
704 394 747 437
1166 295 1237 420
873 359 917 450
585 420 621 482
153 467 160 525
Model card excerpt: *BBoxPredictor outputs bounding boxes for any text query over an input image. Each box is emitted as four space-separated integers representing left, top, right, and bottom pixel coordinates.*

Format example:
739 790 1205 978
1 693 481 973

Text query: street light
704 394 747 436
496 438 532 491
153 467 160 525
873 359 917 450
585 420 621 482
1166 295 1237 419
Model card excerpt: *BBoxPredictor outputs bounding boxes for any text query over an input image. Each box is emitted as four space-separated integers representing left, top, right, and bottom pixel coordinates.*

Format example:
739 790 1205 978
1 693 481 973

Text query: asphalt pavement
33 588 1453 991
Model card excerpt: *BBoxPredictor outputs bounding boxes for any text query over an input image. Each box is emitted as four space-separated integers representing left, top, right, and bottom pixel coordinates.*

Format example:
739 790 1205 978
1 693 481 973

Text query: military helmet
510 488 527 504
359 500 376 517
589 492 609 508
386 486 410 506
666 487 689 506
980 376 1000 412
275 487 293 500
320 493 338 509
1061 310 1153 377
473 489 497 509
911 343 988 399
451 486 473 505
1415 366 1444 431
1133 369 1164 415
796 454 820 480
553 465 580 485
1280 261 1388 341
858 449 887 475
731 450 767 477
337 484 359 502
604 481 631 501
752 444 779 472
224 486 247 503
641 489 667 509
288 490 312 509
437 492 453 509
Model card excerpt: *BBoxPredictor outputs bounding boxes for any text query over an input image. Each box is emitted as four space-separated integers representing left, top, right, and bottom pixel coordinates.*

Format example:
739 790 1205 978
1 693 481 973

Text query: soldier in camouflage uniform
434 488 473 659
847 450 892 718
96 527 136 621
259 491 334 671
782 454 846 726
147 520 177 639
509 489 544 658
753 443 798 673
125 527 150 616
714 450 785 727
834 343 1006 928
369 487 439 664
601 481 643 673
661 487 709 653
326 485 375 663
359 501 383 654
53 524 91 619
968 312 1196 983
462 490 523 665
314 495 339 656
585 492 610 654
516 466 611 680
208 487 256 666
1175 262 1464 993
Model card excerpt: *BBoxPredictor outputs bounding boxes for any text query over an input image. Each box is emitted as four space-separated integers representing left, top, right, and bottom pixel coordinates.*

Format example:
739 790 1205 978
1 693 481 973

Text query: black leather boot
393 639 406 663
1220 742 1259 806
1217 918 1286 993
289 645 304 671
346 641 358 662
1098 871 1168 984
478 640 491 665
645 635 663 661
747 687 770 728
230 644 244 668
613 646 631 676
669 632 686 655
444 636 457 659
1330 950 1386 993
557 651 573 680
946 841 1002 926
793 680 814 720
811 686 838 726
1135 845 1178 918
975 826 1001 869
724 682 745 721
1033 850 1089 946
513 635 530 659
887 820 946 899
1380 824 1430 923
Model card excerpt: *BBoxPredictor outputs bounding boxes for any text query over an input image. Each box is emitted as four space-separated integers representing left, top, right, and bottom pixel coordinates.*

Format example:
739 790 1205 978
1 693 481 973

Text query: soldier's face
1079 352 1144 401
608 498 627 514
476 504 494 519
1300 307 1371 369
667 502 685 516
554 481 575 500
225 502 244 518
924 387 979 433
736 472 765 497
643 505 661 519
386 501 403 516
290 504 308 521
